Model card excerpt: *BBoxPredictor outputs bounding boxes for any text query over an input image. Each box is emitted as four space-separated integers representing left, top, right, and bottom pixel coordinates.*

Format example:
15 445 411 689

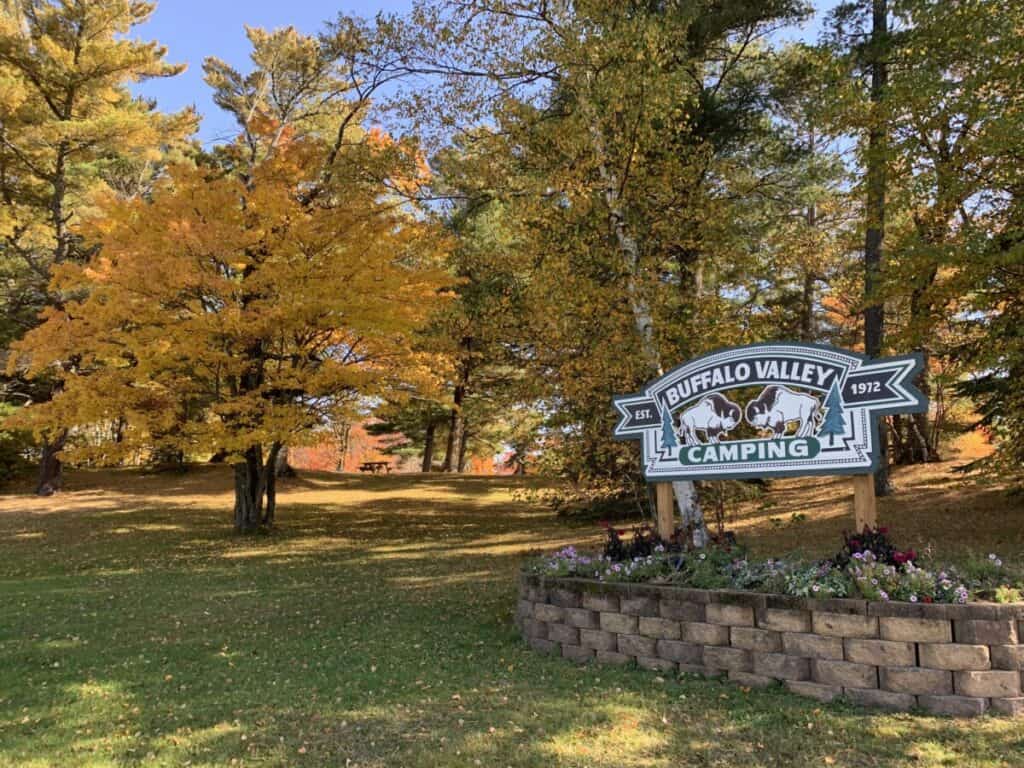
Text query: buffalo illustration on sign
613 343 928 481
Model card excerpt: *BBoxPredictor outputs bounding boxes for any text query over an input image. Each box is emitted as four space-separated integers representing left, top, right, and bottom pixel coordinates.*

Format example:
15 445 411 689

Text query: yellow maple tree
9 23 452 530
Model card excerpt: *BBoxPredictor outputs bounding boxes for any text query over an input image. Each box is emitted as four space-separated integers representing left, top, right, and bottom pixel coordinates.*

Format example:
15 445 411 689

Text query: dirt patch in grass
727 435 1024 562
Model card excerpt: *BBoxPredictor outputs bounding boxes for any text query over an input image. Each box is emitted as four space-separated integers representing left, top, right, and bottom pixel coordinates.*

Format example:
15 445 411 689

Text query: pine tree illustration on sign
819 380 846 446
660 407 678 451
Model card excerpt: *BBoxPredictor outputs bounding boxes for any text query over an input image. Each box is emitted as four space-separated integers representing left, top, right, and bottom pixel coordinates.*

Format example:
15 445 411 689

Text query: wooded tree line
0 0 1021 529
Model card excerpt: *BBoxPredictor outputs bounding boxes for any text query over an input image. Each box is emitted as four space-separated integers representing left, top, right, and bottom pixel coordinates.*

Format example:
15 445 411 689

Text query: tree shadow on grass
3 468 1024 766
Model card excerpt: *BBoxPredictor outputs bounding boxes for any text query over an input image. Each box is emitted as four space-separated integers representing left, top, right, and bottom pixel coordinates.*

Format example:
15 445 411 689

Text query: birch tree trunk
583 82 706 545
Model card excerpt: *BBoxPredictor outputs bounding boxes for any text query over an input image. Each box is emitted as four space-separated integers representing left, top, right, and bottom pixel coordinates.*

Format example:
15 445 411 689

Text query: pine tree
660 407 678 452
0 0 195 494
820 380 846 446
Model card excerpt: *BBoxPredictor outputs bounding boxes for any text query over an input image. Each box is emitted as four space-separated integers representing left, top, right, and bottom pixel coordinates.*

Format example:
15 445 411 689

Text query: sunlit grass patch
0 466 1023 767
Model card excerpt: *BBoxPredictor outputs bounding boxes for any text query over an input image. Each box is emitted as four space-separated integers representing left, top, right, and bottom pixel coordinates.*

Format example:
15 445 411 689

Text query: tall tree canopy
0 0 195 493
9 23 451 530
4 0 1024 525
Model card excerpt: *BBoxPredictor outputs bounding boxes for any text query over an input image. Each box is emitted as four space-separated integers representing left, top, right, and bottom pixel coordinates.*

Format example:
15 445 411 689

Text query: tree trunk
457 422 469 473
422 420 437 472
233 444 267 533
233 460 258 533
864 0 892 497
442 384 465 472
264 442 282 527
582 81 704 544
799 131 818 343
334 422 351 471
35 431 67 496
274 445 296 478
904 277 938 464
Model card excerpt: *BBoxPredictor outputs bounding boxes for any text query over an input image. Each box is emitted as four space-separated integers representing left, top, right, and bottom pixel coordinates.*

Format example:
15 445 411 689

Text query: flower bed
526 526 1021 606
518 526 1024 716
516 573 1024 717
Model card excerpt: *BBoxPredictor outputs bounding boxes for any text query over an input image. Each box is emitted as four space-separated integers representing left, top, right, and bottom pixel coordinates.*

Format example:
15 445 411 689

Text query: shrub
671 547 735 589
0 405 34 487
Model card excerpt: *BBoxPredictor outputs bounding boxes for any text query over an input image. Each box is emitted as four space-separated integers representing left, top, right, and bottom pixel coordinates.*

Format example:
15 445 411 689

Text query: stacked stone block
517 574 1024 717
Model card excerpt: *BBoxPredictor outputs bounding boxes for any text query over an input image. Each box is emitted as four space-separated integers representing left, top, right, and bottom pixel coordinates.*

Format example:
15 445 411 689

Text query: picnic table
358 461 392 474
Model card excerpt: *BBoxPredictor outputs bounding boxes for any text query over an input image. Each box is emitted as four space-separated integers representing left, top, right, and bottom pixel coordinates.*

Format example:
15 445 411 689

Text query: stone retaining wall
517 574 1024 717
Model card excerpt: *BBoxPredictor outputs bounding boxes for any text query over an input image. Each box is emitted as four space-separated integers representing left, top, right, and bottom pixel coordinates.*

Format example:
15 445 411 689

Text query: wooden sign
613 343 928 535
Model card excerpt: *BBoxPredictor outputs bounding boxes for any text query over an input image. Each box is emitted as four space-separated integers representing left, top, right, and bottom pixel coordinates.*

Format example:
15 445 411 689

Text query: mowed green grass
1 467 1023 768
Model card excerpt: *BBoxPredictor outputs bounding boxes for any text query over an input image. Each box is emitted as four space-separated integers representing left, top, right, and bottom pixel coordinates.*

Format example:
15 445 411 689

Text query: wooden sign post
852 474 877 532
655 482 675 540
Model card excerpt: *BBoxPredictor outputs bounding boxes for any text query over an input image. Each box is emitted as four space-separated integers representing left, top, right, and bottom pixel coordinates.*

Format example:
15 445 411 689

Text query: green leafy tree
404 0 809 542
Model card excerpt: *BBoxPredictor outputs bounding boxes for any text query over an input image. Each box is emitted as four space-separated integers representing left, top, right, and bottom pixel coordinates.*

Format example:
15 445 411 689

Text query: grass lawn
1 459 1023 767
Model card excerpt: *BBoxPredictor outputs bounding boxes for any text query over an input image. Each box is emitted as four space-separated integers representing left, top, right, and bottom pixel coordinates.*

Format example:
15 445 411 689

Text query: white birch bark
583 87 706 546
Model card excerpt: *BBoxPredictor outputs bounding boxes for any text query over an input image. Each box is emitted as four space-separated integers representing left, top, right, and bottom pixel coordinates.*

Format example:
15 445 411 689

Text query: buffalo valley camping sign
614 344 928 483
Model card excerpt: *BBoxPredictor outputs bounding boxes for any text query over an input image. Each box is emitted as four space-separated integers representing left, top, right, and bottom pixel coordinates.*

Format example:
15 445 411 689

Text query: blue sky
135 0 838 146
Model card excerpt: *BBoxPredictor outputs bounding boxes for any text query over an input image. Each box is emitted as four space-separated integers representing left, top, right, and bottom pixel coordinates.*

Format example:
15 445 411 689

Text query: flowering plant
784 562 852 598
847 550 968 604
601 523 675 561
958 552 1024 602
673 547 735 589
527 529 985 604
527 545 675 583
833 526 916 568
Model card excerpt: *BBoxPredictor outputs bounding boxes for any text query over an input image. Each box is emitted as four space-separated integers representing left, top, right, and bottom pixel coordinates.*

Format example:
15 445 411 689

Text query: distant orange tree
9 26 451 531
